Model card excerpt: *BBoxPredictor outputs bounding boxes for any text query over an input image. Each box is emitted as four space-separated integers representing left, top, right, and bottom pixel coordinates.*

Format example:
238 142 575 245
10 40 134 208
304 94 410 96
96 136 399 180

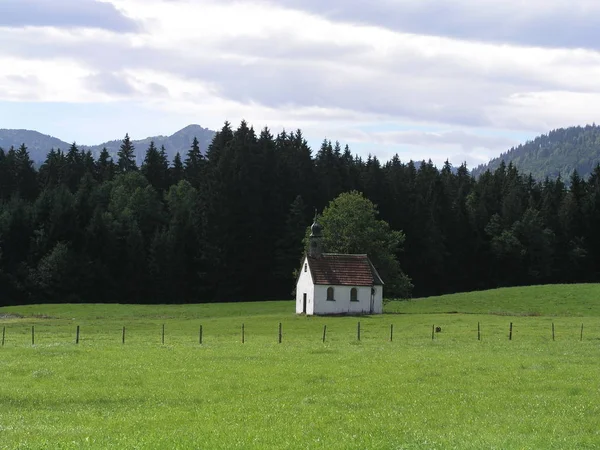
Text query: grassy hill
386 284 600 316
2 285 600 449
472 124 600 181
4 283 599 320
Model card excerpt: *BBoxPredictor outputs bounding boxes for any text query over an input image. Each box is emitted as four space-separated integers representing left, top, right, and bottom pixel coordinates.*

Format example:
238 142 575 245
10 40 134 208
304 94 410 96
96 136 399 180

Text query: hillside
0 124 215 163
0 129 71 162
472 124 600 181
386 284 600 317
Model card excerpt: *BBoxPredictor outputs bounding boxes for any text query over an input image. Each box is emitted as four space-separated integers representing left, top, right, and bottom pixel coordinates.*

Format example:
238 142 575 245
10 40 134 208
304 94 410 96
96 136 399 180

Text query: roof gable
307 253 384 286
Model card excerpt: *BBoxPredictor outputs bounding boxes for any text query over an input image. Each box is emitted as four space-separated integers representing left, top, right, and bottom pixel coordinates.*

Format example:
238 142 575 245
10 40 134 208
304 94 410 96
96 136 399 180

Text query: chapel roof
307 253 384 286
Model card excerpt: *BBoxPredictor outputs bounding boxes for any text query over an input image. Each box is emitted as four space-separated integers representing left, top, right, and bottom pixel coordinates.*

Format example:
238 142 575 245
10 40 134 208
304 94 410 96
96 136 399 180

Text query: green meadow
2 284 600 449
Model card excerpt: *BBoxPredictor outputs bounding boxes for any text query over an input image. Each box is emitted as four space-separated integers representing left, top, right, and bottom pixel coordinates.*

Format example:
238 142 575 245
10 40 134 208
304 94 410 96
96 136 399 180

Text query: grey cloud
147 83 169 97
5 74 40 85
85 72 137 95
85 73 169 99
215 31 371 61
177 50 524 127
0 74 42 100
0 28 575 130
0 34 523 127
265 0 600 50
0 0 138 32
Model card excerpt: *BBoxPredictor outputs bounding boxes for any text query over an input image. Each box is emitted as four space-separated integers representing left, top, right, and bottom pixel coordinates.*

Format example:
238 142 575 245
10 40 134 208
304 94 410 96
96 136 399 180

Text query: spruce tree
83 150 95 175
205 122 233 165
0 148 8 199
117 133 137 173
170 152 184 184
38 149 64 189
184 137 205 188
141 141 169 193
14 144 38 200
65 142 84 192
96 147 115 182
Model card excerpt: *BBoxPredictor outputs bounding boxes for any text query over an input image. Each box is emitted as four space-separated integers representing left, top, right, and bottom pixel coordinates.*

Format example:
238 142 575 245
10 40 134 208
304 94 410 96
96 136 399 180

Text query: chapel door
303 293 307 314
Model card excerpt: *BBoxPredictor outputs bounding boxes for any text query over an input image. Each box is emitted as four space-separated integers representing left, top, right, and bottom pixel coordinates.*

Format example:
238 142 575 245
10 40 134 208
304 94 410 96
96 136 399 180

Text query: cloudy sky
2 0 600 167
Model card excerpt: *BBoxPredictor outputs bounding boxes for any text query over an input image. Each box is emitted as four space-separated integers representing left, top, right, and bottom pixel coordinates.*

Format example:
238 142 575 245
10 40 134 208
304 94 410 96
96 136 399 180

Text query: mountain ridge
0 124 216 163
5 123 600 181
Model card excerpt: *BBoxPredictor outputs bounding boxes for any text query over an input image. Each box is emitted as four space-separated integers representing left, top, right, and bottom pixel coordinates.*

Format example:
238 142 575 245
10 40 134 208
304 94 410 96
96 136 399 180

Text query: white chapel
295 214 384 315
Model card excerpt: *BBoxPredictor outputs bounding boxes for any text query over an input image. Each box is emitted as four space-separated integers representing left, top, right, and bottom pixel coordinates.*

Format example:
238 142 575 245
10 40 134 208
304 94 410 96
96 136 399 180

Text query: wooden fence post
390 324 393 342
199 325 203 345
580 323 584 342
162 324 165 345
242 324 245 344
431 324 435 340
31 326 34 346
2 326 5 346
509 322 513 341
322 325 327 343
122 326 125 344
552 322 555 341
477 322 481 341
278 323 282 344
76 325 80 345
357 322 361 341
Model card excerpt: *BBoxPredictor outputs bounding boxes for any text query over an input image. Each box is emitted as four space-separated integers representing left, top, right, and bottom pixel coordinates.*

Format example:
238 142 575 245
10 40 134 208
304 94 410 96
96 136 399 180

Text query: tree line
0 120 599 306
472 124 600 182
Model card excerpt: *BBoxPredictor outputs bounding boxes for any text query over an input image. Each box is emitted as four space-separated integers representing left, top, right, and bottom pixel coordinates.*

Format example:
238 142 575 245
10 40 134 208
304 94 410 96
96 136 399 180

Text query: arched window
350 288 358 302
327 287 334 301
304 263 307 272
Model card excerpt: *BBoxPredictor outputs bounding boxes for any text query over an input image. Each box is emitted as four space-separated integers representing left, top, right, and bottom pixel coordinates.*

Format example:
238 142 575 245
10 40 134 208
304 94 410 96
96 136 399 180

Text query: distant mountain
472 124 600 181
83 124 215 164
0 124 216 164
0 129 71 162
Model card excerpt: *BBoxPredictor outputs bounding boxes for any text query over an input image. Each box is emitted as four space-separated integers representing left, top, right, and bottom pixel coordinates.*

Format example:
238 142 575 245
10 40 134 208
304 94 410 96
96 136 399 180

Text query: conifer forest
0 120 599 306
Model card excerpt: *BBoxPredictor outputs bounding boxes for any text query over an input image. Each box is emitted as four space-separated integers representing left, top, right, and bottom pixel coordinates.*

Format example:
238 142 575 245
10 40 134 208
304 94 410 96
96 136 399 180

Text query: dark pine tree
184 136 205 189
38 149 65 189
170 152 184 185
14 144 38 201
117 133 137 173
96 147 115 182
141 141 170 193
64 143 85 192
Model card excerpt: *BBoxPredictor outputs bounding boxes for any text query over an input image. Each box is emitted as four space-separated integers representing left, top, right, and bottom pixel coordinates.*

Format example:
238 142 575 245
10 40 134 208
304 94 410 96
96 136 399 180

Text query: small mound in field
0 313 23 319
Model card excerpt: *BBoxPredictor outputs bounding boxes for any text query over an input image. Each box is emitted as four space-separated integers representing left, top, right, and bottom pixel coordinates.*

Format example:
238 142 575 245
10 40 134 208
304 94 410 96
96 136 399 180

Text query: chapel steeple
309 209 323 258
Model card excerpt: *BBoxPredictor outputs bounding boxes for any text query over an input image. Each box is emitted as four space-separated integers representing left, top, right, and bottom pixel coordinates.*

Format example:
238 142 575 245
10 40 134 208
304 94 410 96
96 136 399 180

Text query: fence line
0 321 596 348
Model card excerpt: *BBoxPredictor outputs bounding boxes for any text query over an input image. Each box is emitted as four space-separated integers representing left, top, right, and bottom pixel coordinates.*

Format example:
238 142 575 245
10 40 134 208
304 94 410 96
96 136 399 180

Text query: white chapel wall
313 285 382 315
296 257 315 314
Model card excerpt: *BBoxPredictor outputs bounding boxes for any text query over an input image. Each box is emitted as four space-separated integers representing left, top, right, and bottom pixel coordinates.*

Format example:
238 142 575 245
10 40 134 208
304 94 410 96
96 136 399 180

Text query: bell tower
309 210 323 258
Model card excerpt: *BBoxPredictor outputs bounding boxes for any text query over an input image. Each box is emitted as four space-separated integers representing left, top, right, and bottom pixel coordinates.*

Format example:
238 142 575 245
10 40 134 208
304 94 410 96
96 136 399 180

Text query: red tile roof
307 253 384 286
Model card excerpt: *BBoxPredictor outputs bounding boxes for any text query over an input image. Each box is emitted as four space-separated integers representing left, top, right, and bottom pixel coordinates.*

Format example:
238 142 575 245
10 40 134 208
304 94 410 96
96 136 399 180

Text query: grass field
1 284 600 449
